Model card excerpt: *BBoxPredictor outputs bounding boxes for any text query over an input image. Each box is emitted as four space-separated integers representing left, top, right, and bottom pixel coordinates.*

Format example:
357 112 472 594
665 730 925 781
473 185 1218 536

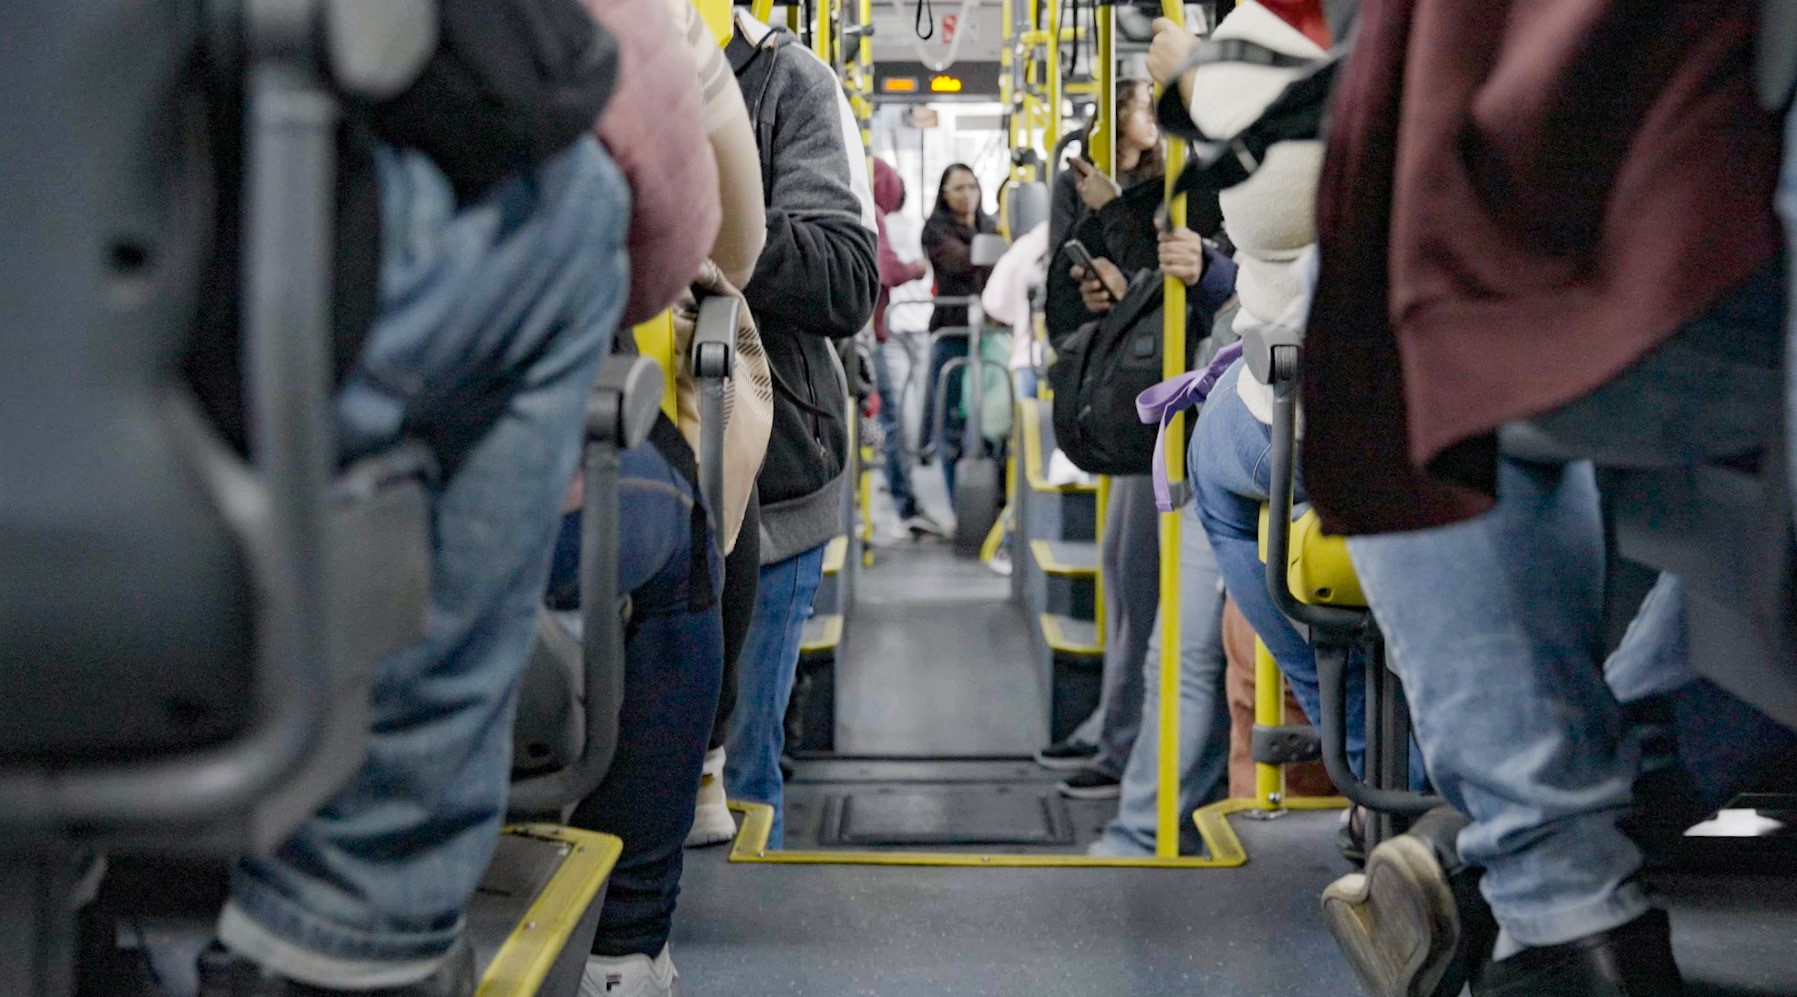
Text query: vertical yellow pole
1089 3 1114 177
1094 475 1109 643
1152 0 1187 858
1044 0 1062 158
1254 639 1288 809
1002 0 1017 156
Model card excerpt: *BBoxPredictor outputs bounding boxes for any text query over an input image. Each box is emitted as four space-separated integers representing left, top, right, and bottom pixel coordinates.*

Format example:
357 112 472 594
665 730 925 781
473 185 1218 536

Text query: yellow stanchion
1151 0 1187 858
1253 638 1288 809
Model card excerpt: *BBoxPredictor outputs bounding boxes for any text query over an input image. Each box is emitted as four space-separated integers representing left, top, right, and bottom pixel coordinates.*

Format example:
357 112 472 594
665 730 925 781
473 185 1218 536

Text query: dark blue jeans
554 440 724 958
922 335 968 496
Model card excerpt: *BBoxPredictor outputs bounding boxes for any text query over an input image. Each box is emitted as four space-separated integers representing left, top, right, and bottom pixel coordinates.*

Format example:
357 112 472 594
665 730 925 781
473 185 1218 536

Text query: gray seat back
1 0 434 855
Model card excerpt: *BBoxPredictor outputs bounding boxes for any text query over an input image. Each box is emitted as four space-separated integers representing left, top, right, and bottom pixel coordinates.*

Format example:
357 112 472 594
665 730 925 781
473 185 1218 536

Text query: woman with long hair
919 163 998 496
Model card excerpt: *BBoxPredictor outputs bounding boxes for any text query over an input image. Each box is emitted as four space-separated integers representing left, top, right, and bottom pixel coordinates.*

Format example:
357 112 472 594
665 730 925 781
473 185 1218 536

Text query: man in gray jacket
720 5 879 848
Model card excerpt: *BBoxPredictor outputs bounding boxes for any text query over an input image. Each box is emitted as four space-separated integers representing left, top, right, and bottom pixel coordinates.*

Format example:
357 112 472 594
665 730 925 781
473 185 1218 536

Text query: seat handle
692 295 738 527
508 356 661 812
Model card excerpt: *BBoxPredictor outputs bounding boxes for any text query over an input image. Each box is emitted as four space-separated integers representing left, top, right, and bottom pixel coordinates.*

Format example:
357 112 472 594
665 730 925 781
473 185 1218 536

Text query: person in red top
1252 1 1797 994
869 158 944 536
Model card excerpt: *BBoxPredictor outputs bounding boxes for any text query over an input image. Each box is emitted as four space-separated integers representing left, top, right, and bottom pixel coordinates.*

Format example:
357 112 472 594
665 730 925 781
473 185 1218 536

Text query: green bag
959 329 1014 444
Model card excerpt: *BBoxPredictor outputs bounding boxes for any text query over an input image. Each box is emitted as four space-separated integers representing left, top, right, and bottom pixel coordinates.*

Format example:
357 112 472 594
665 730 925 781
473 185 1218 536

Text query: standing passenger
870 157 942 538
721 2 879 849
920 164 999 498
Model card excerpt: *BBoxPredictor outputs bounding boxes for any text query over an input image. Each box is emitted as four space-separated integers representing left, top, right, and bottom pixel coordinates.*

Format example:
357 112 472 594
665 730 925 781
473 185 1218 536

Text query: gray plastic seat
2 2 434 992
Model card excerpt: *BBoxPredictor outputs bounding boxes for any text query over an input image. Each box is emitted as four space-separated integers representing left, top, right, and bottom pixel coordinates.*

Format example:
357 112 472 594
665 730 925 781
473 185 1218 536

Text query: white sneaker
901 512 949 538
684 747 736 848
986 549 1013 577
581 945 679 997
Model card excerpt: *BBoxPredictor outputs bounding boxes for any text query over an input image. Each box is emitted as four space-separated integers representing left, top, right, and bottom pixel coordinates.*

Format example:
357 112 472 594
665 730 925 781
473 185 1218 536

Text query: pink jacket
585 0 721 325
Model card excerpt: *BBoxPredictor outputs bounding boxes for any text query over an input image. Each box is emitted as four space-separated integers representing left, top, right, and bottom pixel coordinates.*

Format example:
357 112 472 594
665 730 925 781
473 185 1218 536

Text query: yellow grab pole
1089 3 1114 176
1044 0 1062 160
1152 0 1187 857
1254 638 1288 809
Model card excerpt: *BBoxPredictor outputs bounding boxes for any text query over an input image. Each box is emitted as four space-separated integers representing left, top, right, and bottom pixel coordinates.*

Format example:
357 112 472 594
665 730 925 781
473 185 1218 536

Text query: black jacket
729 23 878 548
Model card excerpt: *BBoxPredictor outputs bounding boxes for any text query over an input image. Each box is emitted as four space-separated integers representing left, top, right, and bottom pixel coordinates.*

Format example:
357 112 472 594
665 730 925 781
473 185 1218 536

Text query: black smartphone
1063 239 1115 301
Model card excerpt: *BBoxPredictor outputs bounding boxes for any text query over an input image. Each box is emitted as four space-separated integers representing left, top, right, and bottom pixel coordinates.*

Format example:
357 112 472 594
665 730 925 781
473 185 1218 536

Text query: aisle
836 542 1045 756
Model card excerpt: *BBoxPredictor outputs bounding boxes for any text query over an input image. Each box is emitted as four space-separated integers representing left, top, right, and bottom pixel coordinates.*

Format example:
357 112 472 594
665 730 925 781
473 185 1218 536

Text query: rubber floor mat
818 786 1075 847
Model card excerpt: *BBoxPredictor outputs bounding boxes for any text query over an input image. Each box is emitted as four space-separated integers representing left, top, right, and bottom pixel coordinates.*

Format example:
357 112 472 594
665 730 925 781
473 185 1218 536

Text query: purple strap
1135 341 1243 511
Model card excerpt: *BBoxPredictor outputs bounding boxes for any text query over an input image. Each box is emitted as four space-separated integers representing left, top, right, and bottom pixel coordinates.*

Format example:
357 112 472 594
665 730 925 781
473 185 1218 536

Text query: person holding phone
1034 72 1239 805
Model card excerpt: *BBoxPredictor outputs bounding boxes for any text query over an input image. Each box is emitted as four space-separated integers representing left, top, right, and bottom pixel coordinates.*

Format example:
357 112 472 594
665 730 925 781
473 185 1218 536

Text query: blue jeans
1190 361 1366 774
559 441 725 959
873 341 917 519
1346 260 1791 951
723 543 828 848
923 335 969 495
1093 502 1231 856
223 138 628 982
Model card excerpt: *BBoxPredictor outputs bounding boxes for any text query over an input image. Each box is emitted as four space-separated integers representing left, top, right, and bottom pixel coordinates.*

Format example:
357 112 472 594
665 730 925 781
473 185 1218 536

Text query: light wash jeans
222 138 629 986
1091 502 1231 856
873 341 918 520
1346 259 1790 951
1191 360 1366 775
724 542 829 848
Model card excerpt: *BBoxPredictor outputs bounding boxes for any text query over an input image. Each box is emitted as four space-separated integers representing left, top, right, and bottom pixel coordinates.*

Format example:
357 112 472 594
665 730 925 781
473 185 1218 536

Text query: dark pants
922 335 968 496
711 491 760 750
554 440 725 958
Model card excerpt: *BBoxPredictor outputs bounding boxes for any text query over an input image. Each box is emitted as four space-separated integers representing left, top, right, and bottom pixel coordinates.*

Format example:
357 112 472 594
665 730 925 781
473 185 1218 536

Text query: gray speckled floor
670 810 1797 997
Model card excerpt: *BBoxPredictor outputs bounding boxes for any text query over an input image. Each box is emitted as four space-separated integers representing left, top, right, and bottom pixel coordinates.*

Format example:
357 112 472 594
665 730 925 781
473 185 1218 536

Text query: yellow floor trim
477 825 622 997
1040 613 1102 657
725 802 1244 868
1029 539 1096 577
821 535 848 576
799 614 843 656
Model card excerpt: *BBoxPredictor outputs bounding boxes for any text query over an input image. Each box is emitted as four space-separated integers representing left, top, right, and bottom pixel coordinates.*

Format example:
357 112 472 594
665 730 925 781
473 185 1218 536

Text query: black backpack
1049 271 1188 476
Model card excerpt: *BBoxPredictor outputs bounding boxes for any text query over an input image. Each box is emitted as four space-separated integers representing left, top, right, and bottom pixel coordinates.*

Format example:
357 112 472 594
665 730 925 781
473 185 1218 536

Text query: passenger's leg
570 443 724 963
1091 503 1230 855
1192 361 1365 772
1782 96 1797 528
691 493 761 849
1348 459 1635 952
925 336 969 496
872 342 917 520
723 542 829 848
221 139 627 988
1083 476 1159 783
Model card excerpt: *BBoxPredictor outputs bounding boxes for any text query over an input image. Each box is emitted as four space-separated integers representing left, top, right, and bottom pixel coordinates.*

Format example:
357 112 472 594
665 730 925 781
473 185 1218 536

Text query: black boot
196 938 476 997
1321 805 1497 997
1471 910 1683 996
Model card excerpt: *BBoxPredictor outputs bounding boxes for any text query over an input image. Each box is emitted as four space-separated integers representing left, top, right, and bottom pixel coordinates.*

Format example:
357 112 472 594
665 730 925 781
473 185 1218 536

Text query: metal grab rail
1262 345 1444 819
508 357 663 813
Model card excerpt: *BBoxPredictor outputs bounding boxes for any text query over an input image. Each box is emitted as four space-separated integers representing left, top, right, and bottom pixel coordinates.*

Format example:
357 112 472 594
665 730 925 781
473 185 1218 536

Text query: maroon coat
1302 0 1781 535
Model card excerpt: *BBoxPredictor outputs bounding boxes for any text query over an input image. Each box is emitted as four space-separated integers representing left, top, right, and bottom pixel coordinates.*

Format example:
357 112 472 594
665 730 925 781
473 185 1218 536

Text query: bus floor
673 808 1797 997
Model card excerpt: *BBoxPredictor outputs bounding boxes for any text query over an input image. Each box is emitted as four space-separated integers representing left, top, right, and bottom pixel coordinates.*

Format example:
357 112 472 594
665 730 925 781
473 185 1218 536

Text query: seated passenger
1291 1 1797 993
720 1 880 850
545 0 765 991
201 14 630 995
1146 2 1370 774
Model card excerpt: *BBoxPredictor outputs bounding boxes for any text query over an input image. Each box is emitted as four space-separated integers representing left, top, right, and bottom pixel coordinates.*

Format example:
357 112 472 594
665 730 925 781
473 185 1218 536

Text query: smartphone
1063 239 1116 301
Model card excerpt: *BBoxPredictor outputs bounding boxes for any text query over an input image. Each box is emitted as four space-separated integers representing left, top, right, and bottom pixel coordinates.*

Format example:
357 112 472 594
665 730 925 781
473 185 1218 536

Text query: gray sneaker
1320 807 1496 997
